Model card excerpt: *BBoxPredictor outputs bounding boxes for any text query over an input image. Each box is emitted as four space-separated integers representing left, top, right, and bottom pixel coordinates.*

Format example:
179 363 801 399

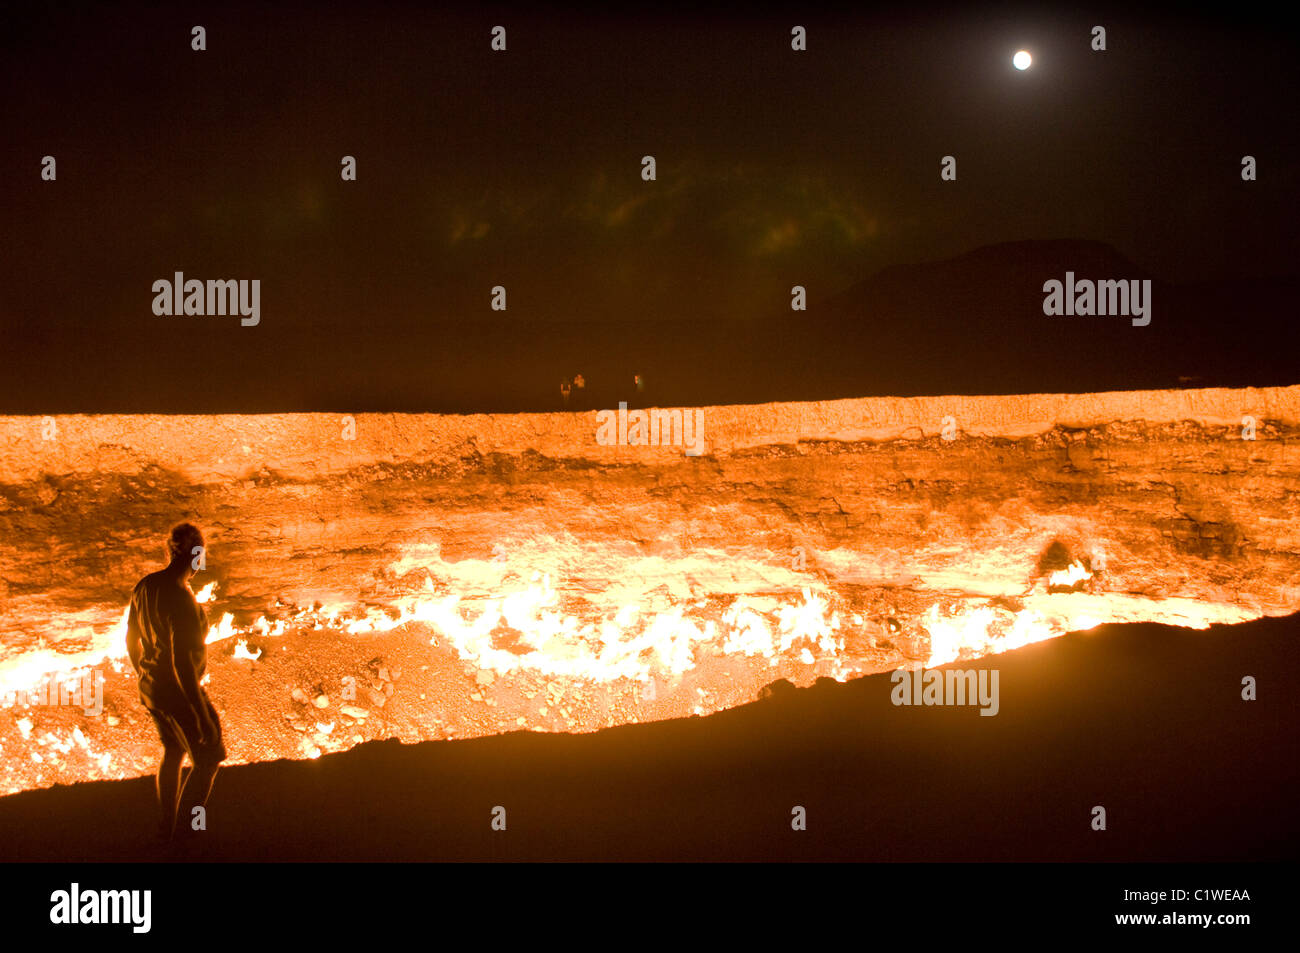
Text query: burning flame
922 605 1063 667
0 606 130 700
231 640 262 662
333 574 843 684
205 613 238 645
1048 561 1091 589
0 540 1271 797
0 548 1258 711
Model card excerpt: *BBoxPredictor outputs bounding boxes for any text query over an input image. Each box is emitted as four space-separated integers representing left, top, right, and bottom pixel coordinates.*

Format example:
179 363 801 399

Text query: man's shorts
143 688 227 765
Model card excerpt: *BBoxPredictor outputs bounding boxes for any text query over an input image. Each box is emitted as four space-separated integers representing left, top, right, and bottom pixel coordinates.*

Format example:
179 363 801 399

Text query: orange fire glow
0 542 1263 798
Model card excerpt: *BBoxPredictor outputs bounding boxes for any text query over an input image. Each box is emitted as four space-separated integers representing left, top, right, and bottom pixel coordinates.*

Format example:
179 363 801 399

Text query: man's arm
125 592 143 672
167 592 216 738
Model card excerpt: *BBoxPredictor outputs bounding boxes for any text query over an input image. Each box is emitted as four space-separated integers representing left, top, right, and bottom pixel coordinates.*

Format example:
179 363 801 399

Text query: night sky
2 2 1295 412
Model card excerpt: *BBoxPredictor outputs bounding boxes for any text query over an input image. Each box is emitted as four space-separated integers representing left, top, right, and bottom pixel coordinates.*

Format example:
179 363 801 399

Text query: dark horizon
0 236 1294 415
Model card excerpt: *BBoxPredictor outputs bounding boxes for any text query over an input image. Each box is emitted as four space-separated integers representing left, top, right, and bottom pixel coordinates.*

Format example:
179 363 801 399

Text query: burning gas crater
2 388 1296 795
0 548 1255 797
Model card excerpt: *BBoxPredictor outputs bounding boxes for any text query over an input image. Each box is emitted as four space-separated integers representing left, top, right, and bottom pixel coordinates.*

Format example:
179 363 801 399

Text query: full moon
1013 50 1032 70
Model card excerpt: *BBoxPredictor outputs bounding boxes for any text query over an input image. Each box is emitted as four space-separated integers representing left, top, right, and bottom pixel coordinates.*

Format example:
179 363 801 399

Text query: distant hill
714 239 1298 405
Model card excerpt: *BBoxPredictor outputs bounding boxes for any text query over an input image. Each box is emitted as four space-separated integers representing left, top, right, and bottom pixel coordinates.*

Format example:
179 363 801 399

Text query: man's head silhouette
166 522 204 577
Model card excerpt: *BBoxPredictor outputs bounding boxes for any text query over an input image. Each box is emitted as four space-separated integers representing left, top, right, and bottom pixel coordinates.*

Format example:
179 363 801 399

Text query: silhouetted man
126 522 226 842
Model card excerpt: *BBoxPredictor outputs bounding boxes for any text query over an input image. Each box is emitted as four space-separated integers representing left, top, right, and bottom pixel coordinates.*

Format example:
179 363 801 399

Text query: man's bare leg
156 749 184 839
174 759 220 838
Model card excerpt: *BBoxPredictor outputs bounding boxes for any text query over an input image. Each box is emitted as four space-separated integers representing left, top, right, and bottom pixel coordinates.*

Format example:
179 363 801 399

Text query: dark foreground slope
1 613 1296 862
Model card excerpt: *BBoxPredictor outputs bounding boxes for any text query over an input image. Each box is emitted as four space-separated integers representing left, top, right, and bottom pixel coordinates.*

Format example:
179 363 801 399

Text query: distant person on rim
125 522 226 842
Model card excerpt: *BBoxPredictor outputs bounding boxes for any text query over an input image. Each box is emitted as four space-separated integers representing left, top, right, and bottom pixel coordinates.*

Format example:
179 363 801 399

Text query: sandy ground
0 612 1294 862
